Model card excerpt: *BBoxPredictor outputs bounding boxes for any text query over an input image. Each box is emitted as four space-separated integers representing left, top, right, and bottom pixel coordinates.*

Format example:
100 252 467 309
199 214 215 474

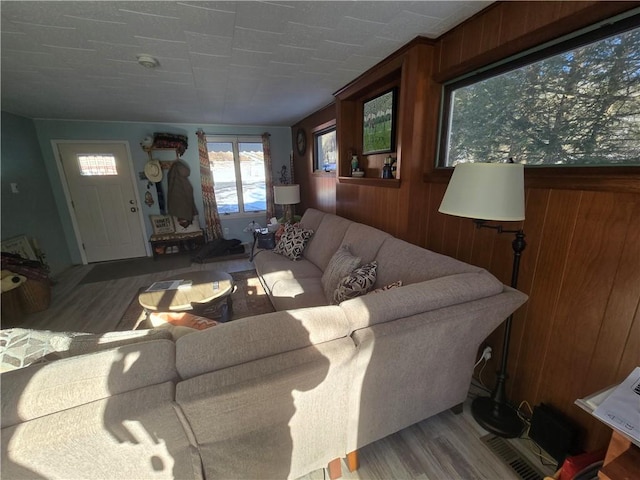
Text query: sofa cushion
303 212 352 270
334 261 378 304
270 277 328 310
321 245 361 303
374 237 480 287
1 339 177 428
254 251 323 292
341 223 391 264
298 207 325 233
1 381 202 480
0 328 173 372
175 306 350 379
273 223 314 260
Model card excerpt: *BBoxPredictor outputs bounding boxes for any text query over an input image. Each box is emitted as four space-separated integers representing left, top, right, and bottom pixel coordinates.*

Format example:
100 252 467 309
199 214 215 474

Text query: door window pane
78 154 118 176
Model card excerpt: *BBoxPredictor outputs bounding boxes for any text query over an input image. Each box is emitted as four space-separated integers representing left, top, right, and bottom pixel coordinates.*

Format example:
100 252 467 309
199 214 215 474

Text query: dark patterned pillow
273 223 314 260
333 261 378 304
369 280 403 294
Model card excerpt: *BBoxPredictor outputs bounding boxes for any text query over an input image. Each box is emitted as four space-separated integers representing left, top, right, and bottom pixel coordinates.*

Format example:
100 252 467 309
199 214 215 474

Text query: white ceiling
1 1 491 126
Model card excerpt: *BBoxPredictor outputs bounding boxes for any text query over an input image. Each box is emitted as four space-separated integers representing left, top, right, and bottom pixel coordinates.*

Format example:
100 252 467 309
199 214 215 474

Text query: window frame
436 11 640 173
311 120 337 175
205 135 266 217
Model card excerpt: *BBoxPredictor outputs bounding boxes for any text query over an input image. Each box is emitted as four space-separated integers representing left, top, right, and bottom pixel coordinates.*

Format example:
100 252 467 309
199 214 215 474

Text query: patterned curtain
262 132 275 221
196 129 223 241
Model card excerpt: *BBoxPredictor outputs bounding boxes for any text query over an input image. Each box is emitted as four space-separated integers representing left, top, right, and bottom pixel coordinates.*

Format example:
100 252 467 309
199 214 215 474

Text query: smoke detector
137 54 159 69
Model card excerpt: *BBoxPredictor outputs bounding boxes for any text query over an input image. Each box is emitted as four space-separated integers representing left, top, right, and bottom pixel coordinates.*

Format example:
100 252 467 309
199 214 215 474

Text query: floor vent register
481 434 547 480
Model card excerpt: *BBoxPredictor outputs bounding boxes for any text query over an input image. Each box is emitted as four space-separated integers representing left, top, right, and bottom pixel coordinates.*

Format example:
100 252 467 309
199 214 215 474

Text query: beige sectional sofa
254 208 528 460
0 208 527 480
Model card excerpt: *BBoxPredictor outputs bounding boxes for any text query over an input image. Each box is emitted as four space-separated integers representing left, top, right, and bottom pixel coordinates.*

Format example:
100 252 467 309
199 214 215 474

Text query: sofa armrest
340 270 526 331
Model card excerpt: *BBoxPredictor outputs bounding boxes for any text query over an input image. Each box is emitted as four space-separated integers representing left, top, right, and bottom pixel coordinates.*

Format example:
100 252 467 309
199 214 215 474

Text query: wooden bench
149 231 205 259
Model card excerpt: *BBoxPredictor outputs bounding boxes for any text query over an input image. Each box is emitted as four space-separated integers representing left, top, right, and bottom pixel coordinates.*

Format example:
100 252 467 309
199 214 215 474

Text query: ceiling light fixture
137 54 159 69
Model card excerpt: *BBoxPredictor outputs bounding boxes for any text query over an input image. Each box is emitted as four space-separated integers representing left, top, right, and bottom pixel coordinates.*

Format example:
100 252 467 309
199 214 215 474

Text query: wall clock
296 128 307 156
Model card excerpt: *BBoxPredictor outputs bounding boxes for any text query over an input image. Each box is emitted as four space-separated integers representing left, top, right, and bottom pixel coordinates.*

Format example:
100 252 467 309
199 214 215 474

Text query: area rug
79 255 192 284
198 251 249 264
115 270 275 331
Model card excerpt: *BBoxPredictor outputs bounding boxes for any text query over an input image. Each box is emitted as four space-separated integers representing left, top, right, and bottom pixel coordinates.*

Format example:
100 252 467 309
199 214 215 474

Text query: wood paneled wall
429 1 640 451
293 104 337 215
293 1 640 451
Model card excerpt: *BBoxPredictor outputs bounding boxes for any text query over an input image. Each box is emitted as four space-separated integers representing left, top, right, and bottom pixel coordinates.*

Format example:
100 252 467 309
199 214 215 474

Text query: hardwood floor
300 395 557 480
11 256 557 480
15 255 254 333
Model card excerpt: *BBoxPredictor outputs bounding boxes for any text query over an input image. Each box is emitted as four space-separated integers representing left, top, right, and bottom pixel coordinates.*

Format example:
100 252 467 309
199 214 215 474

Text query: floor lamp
273 184 300 224
438 162 526 438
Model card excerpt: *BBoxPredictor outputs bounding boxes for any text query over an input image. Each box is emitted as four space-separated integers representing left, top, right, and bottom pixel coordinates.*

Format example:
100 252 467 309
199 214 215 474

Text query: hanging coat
167 160 198 227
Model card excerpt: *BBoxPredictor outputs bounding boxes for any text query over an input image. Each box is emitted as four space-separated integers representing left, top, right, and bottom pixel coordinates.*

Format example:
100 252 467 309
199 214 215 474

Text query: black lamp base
471 396 524 438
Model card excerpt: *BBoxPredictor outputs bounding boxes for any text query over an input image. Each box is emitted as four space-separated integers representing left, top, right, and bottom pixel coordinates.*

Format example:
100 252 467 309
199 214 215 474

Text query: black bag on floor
191 239 243 263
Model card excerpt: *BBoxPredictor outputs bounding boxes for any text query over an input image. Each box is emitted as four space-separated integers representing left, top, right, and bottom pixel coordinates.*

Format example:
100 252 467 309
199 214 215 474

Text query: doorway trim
51 139 151 264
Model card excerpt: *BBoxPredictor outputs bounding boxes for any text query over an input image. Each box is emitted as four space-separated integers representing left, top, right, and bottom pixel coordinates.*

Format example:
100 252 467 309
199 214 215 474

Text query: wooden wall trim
434 1 640 83
425 168 640 194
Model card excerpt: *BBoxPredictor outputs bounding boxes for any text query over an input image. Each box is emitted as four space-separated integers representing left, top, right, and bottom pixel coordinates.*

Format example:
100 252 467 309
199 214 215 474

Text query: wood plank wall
293 104 337 216
292 1 640 451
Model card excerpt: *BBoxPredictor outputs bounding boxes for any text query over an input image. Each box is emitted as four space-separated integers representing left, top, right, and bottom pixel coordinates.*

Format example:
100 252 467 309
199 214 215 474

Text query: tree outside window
440 23 640 167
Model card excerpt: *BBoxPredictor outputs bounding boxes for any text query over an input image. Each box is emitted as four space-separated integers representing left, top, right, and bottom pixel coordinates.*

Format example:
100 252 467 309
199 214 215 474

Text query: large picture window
206 137 266 215
438 15 640 167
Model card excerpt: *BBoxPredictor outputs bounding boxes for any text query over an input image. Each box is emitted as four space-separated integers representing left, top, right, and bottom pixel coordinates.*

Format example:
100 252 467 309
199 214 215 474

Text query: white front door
57 142 147 263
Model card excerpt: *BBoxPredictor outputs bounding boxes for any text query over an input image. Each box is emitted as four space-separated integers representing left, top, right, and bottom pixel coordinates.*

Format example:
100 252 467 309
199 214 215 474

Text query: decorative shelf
338 177 400 188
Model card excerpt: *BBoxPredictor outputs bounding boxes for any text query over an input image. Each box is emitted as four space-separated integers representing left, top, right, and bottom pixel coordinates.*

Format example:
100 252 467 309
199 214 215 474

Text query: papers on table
592 366 640 444
146 280 185 292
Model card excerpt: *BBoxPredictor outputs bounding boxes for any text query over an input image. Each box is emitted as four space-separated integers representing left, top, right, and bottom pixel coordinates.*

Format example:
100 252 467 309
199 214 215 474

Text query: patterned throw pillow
321 245 361 303
368 280 403 294
333 261 378 304
273 223 314 261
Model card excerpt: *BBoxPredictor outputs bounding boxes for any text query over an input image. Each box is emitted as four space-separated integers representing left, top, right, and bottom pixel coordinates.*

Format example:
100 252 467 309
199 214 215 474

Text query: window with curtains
438 14 640 167
205 136 266 215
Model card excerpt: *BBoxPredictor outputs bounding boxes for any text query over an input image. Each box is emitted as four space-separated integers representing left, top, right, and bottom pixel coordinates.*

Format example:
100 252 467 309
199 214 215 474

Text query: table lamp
273 184 300 224
439 161 527 438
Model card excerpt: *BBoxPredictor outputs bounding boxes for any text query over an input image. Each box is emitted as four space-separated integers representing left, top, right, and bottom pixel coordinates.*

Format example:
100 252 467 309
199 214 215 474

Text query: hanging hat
144 159 162 182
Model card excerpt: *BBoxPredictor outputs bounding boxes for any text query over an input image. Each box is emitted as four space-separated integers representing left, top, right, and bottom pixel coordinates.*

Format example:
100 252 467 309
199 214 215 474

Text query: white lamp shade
438 163 525 221
273 184 300 205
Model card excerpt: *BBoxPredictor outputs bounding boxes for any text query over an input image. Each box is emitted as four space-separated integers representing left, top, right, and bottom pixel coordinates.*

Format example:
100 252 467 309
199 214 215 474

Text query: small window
206 138 266 215
78 154 118 176
314 126 337 172
438 15 640 167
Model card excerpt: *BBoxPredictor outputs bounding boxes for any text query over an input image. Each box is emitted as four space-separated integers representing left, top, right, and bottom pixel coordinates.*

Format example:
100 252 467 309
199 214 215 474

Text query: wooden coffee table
138 270 234 321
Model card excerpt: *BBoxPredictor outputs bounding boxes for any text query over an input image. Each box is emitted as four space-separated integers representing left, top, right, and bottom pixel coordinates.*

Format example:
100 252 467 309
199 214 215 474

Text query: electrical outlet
482 346 492 361
223 227 229 235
